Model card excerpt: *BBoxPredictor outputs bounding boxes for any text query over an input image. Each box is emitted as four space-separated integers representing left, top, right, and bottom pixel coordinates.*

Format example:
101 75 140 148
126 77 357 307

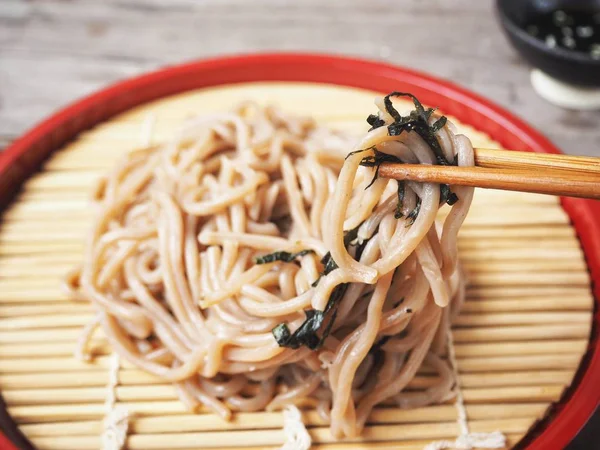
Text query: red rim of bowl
0 53 598 450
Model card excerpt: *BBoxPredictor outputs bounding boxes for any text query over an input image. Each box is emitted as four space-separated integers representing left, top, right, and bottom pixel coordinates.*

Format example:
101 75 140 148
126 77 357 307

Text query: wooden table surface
0 1 598 449
1 0 599 157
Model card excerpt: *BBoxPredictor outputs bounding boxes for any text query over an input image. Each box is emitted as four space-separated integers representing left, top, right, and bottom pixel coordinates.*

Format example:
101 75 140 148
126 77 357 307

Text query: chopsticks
378 148 600 200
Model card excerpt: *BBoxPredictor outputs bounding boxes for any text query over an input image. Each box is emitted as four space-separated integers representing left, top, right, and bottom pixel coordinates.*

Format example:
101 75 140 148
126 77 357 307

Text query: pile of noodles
66 93 475 439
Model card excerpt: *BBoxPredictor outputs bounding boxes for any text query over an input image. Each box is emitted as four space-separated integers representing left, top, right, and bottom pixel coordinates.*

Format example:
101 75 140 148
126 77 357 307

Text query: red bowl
0 53 598 450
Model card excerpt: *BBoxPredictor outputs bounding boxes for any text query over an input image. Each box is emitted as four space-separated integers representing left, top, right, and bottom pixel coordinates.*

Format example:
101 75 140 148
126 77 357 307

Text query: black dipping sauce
523 8 600 59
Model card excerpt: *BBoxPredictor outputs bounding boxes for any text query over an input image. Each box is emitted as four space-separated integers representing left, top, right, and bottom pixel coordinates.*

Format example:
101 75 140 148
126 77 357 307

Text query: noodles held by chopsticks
67 94 475 439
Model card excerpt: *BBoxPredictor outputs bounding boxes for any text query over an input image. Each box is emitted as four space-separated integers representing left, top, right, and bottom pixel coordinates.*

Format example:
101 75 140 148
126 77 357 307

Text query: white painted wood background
0 0 599 156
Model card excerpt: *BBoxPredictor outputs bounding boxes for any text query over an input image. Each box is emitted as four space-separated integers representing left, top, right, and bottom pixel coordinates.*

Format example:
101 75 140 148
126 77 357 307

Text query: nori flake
272 224 365 350
255 249 314 265
364 92 461 211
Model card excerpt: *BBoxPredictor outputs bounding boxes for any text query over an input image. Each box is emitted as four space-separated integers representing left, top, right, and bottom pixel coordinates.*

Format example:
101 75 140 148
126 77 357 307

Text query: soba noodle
67 93 475 440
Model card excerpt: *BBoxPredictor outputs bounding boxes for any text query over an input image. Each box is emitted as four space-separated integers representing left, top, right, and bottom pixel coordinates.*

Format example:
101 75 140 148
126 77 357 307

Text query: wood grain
378 147 600 199
0 0 599 158
379 162 600 199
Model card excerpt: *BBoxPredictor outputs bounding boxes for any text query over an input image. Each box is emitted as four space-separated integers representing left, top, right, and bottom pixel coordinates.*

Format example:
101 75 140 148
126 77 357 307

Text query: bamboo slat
1 296 587 319
0 323 589 345
0 384 567 406
19 403 538 433
0 259 587 277
0 311 590 332
453 311 592 327
462 297 593 312
26 419 532 450
25 437 525 450
466 285 592 299
0 351 582 374
0 304 93 318
0 369 575 391
0 337 585 359
0 82 593 450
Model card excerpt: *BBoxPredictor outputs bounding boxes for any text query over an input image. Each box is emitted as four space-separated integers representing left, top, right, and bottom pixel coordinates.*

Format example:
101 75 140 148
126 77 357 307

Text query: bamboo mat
0 83 594 450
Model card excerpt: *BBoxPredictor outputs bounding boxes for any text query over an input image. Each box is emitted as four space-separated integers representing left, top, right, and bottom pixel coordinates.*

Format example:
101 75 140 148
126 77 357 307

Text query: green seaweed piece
255 249 314 265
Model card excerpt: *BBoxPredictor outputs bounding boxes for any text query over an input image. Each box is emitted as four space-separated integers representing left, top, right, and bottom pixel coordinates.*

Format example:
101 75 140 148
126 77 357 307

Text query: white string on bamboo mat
423 329 506 450
100 113 158 449
74 312 102 362
280 405 312 450
102 353 129 450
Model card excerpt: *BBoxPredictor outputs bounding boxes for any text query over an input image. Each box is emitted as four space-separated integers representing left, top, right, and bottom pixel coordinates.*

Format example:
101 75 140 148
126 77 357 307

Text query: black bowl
496 0 600 87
